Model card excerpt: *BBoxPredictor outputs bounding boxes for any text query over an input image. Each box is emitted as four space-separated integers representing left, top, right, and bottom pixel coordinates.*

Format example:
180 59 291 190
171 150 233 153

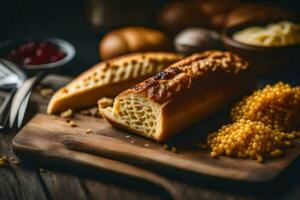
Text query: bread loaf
99 27 170 60
225 4 296 28
100 51 256 142
158 0 240 34
47 52 182 114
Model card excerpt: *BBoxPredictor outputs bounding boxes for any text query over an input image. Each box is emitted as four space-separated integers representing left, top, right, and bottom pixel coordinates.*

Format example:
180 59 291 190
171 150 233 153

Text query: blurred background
0 0 299 75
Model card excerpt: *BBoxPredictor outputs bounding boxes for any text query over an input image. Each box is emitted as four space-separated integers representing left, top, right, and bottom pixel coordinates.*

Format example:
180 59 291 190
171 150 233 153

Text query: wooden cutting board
12 75 300 182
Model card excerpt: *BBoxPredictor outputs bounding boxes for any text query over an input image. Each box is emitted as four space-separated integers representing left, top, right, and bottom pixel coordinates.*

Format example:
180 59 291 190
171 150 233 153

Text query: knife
9 72 46 128
17 90 32 128
0 89 16 129
0 59 26 129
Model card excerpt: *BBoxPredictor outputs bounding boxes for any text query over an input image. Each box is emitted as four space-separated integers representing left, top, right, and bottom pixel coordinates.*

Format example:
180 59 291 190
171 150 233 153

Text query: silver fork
0 59 25 129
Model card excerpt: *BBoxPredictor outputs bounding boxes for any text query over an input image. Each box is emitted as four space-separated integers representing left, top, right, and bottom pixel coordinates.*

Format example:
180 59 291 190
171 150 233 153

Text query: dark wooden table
1 126 300 200
1 0 300 199
0 77 300 200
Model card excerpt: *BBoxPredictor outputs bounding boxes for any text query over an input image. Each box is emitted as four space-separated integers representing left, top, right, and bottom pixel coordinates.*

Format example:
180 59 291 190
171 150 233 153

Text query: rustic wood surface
1 75 300 200
12 112 300 183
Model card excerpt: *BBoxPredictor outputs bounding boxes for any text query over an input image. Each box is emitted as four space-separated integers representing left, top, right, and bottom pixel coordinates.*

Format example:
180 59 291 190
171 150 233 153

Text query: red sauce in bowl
6 41 66 65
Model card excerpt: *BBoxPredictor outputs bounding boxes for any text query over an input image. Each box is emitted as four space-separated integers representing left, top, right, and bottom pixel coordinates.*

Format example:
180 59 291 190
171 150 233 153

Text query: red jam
6 41 66 65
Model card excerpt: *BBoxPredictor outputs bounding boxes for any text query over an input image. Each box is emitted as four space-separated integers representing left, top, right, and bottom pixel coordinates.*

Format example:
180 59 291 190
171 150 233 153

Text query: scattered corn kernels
206 119 294 161
231 82 300 132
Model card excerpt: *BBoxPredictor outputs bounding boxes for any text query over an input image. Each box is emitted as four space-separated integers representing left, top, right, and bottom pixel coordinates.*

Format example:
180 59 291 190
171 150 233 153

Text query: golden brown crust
121 51 249 104
47 52 182 114
100 51 256 142
99 27 170 60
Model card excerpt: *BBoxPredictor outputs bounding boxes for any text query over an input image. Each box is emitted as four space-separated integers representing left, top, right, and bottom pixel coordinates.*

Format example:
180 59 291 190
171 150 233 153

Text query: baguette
47 52 182 114
100 51 256 142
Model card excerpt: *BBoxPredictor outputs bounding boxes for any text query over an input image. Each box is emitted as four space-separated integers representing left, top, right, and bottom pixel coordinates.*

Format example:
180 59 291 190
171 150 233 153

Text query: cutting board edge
12 130 289 183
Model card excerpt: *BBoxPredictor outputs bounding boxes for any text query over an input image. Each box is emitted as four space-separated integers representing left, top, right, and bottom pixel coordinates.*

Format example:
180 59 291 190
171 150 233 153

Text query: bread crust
100 51 256 142
121 51 250 104
47 52 182 114
99 27 170 60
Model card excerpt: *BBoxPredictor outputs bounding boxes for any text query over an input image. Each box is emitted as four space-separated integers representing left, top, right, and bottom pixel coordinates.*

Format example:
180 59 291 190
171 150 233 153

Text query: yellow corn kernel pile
206 119 295 162
231 82 300 131
204 82 300 162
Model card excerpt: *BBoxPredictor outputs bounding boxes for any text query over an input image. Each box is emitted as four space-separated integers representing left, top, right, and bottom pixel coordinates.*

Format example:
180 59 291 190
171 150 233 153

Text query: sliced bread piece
100 51 256 142
47 52 182 114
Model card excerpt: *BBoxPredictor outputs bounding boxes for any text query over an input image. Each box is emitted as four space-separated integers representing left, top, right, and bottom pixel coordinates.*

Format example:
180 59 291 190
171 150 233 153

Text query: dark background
0 0 299 75
0 2 300 199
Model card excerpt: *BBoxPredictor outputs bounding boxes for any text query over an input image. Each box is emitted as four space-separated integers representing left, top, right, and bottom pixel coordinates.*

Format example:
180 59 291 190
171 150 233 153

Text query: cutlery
9 72 46 128
7 38 75 129
0 59 26 129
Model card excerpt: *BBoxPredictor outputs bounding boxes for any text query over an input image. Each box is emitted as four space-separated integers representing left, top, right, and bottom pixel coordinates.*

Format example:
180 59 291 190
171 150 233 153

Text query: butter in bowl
222 21 300 74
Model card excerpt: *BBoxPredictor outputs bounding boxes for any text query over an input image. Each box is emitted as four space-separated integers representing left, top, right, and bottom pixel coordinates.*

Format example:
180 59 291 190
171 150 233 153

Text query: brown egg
174 28 223 55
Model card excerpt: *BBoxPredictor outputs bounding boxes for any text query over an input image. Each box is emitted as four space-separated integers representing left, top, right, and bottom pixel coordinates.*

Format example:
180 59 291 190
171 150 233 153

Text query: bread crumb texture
98 97 114 109
60 109 73 118
115 95 159 138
